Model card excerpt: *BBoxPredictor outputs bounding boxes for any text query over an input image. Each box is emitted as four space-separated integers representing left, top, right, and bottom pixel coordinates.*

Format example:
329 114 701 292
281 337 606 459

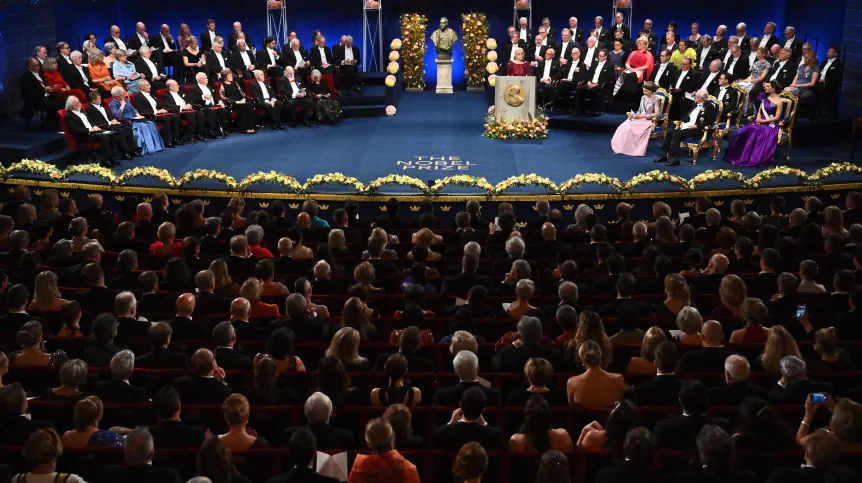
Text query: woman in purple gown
724 80 784 167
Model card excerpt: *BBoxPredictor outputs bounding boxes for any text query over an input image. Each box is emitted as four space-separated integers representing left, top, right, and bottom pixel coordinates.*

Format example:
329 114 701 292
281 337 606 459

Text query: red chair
56 108 100 160
305 73 339 101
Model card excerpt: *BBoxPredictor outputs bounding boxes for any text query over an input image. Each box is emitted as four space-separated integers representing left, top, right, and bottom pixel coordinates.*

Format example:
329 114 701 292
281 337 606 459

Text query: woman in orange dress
87 51 124 96
43 57 87 105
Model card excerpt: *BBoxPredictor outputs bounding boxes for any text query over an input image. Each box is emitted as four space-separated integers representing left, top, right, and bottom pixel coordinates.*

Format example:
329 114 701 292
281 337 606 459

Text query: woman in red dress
506 48 533 76
43 57 87 106
613 36 655 97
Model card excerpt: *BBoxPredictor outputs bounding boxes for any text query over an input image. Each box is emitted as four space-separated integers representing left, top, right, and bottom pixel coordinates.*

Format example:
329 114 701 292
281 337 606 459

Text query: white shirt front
699 46 711 67
240 50 251 66
32 71 46 92
137 33 147 47
718 86 728 102
655 62 668 81
113 36 127 51
675 70 689 89
701 71 718 90
784 37 796 49
559 41 570 60
169 91 186 107
287 80 300 98
92 104 109 123
344 46 354 62
758 34 772 49
821 58 835 82
520 28 528 40
257 80 270 99
728 57 739 74
566 59 579 80
584 47 596 67
75 65 89 85
533 44 542 59
540 37 547 46
749 51 758 66
318 47 328 65
198 83 214 105
542 60 552 80
209 30 216 43
293 49 304 66
682 103 702 129
723 50 732 64
267 48 277 65
770 60 786 81
73 109 93 130
214 50 225 68
591 61 605 83
737 36 745 46
161 34 171 48
141 57 158 77
141 91 157 110
510 42 519 60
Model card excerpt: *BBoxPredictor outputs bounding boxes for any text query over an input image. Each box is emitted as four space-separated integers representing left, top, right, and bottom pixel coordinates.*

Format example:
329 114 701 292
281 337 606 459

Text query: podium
494 76 536 122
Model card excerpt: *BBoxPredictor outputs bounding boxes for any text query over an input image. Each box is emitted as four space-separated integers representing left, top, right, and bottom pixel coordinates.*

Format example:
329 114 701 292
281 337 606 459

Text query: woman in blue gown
108 86 164 155
724 79 784 167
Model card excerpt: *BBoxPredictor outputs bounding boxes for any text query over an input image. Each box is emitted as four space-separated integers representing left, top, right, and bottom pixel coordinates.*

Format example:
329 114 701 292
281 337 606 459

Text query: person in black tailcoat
64 96 119 167
715 73 740 124
136 322 190 369
133 46 169 92
257 36 284 79
649 49 677 89
187 73 228 138
282 39 313 81
673 425 756 483
723 45 750 81
655 89 717 166
279 67 316 126
596 427 665 483
229 40 257 80
576 49 614 114
249 69 285 129
160 79 205 142
132 80 180 147
309 35 335 75
708 354 768 405
332 36 362 93
535 49 560 108
84 91 137 160
172 349 233 404
667 57 698 116
199 19 220 51
149 386 206 449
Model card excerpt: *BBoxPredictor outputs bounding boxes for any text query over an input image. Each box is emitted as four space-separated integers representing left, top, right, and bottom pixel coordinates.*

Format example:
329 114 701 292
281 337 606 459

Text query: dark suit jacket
0 312 50 342
598 298 652 318
74 286 117 313
312 278 345 295
768 379 833 405
136 346 190 369
559 59 586 82
526 43 549 62
150 33 177 52
499 41 529 65
255 48 282 70
137 292 173 314
690 273 725 295
745 272 779 296
669 69 697 93
716 86 740 122
654 414 730 449
724 55 750 80
266 468 339 483
431 421 505 450
766 60 798 88
66 64 95 92
281 47 310 69
332 44 361 66
766 465 858 483
220 255 258 280
93 378 150 403
494 343 562 372
434 381 501 407
440 272 493 297
678 101 718 135
173 374 233 404
133 56 164 83
149 419 205 449
102 464 183 483
195 291 231 315
679 347 735 373
65 109 99 141
708 381 768 406
215 347 253 370
596 461 666 483
635 375 683 406
0 416 54 445
555 41 578 61
131 91 166 116
200 30 221 51
696 46 721 70
163 315 208 339
534 59 561 81
228 33 254 51
229 49 256 71
676 469 758 483
249 80 278 102
820 58 843 90
308 45 334 69
649 61 677 89
282 423 355 450
20 71 51 110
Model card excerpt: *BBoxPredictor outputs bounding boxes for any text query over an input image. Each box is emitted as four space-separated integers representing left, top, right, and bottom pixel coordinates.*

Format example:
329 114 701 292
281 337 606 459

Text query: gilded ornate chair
714 84 746 151
675 95 723 165
776 91 799 161
730 83 747 128
648 87 672 139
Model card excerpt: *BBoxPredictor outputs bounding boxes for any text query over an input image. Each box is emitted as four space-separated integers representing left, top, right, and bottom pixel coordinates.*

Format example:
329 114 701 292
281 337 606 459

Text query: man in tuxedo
667 57 697 116
662 32 678 54
534 48 559 109
441 252 492 296
768 355 833 405
230 39 257 79
282 392 355 449
735 22 751 52
761 48 797 95
205 37 229 80
563 17 583 46
66 50 98 96
819 46 843 114
526 33 549 64
312 260 345 294
257 36 284 79
173 348 233 404
581 36 600 70
0 285 49 341
372 326 435 372
133 46 168 91
132 80 180 147
650 49 676 89
434 350 501 406
273 428 340 483
213 320 252 370
152 25 179 73
84 92 137 160
309 35 335 75
333 35 361 93
250 70 285 130
227 21 253 52
188 73 228 138
127 22 152 55
161 293 208 339
577 49 614 114
641 19 659 52
501 31 528 67
656 88 716 166
540 17 556 45
724 45 750 81
195 269 231 314
150 386 205 449
691 254 728 295
279 67 316 126
598 273 651 318
103 427 183 483
592 16 608 45
679 320 734 372
63 96 119 167
556 28 576 65
635 341 682 406
161 80 205 142
94 350 150 403
709 354 768 405
431 387 505 450
781 26 804 61
696 35 720 72
0 383 54 445
516 17 532 44
74 263 117 313
136 322 190 369
494 315 562 372
745 248 781 296
757 22 781 52
597 429 665 483
282 39 312 81
610 11 630 42
20 57 58 129
105 25 129 54
653 381 730 449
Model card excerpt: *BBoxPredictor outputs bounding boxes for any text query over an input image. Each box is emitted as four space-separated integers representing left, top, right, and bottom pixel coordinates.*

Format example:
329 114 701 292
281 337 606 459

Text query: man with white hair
83 91 138 161
313 260 343 294
283 38 312 79
249 70 285 130
502 31 527 64
103 427 183 483
205 36 228 78
93 350 150 403
310 35 335 74
735 22 751 50
229 39 256 78
582 35 599 68
696 35 719 73
699 58 723 94
783 26 803 60
768 355 833 405
708 354 768 404
434 350 501 406
160 79 205 142
517 17 532 43
656 88 717 166
282 392 355 449
63 96 120 167
495 315 561 372
133 45 168 91
132 79 180 147
228 21 254 51
333 34 362 93
279 67 316 126
66 50 97 94
188 72 228 138
692 254 728 295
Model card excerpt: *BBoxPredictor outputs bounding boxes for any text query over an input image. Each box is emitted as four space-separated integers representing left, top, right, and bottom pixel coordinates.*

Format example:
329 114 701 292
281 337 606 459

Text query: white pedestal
435 59 453 94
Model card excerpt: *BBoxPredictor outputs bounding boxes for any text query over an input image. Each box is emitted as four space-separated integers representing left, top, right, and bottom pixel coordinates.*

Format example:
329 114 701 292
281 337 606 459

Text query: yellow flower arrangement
114 166 178 186
387 62 399 74
493 174 557 194
400 14 427 89
363 174 428 193
63 164 119 184
390 39 402 50
429 175 494 194
177 169 238 189
486 38 497 50
488 74 496 86
385 75 397 87
237 171 302 191
622 170 690 192
389 51 400 62
461 12 489 88
302 173 364 193
483 108 548 140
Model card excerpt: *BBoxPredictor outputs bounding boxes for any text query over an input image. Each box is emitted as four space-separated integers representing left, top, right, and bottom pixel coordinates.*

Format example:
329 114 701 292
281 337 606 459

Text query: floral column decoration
400 13 427 90
461 12 489 89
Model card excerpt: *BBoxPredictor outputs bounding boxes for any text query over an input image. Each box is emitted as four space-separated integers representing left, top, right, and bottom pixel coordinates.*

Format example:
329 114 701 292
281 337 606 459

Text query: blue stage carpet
48 91 853 194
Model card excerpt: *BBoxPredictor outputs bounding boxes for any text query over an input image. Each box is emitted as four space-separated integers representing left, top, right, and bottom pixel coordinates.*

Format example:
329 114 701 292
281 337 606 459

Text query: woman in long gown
108 86 164 154
183 36 207 84
611 81 662 156
217 69 257 134
613 36 653 97
724 80 784 167
310 69 342 124
506 48 533 76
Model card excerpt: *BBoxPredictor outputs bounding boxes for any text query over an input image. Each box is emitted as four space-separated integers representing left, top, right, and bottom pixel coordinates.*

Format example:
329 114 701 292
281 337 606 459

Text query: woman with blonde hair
785 50 820 108
10 321 67 367
209 259 239 297
822 206 849 238
227 197 248 230
409 228 442 261
29 271 69 312
757 325 801 374
353 261 383 293
570 310 612 369
326 326 369 371
729 298 770 344
14 429 87 483
61 396 124 448
652 273 691 318
43 56 87 105
150 222 182 256
239 278 280 318
566 340 626 407
626 326 667 374
674 306 704 345
219 393 269 451
342 296 380 341
364 227 398 259
87 50 124 94
709 273 748 319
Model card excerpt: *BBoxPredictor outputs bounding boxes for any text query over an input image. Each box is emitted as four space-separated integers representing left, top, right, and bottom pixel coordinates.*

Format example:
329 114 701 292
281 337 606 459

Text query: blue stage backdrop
52 0 846 86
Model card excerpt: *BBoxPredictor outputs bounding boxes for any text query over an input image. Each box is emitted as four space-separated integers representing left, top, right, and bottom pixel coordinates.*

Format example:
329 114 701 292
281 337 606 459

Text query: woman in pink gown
506 48 533 76
611 81 662 156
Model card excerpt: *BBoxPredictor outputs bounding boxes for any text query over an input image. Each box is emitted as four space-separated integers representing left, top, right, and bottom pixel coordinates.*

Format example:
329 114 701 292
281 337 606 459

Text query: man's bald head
708 254 729 274
542 222 556 241
190 348 215 376
702 320 724 346
278 237 293 256
137 202 152 220
297 212 311 229
176 293 196 316
724 354 750 383
231 297 251 320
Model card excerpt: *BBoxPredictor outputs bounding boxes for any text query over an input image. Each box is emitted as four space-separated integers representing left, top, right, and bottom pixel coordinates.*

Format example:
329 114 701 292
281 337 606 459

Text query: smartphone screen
811 393 826 404
796 304 806 320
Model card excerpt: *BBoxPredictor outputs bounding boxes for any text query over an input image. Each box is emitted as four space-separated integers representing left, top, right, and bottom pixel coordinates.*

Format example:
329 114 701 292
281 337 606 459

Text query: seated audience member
0 383 54 445
14 429 87 483
505 357 567 406
94 350 149 403
244 354 298 405
283 392 355 450
162 293 208 339
626 326 668 375
74 263 115 313
577 399 638 454
373 325 434 373
535 449 571 483
432 387 505 450
219 393 269 451
62 396 124 448
494 316 562 372
45 359 87 401
757 325 802 375
595 427 665 483
28 271 69 311
570 310 613 370
674 306 704 345
268 427 339 483
607 305 646 344
509 395 573 453
149 385 205 449
383 403 422 450
566 340 626 407
553 304 579 344
263 326 306 373
505 279 539 319
213 320 253 370
451 441 488 483
768 355 832 405
797 259 827 293
280 67 316 126
195 269 232 315
136 322 190 369
730 297 770 343
136 271 171 314
635 341 683 406
674 425 757 483
797 395 862 450
598 273 651 318
150 222 182 256
654 381 730 450
680 320 733 372
197 437 252 483
173 348 233 403
733 397 796 451
325 326 369 371
769 431 855 483
709 354 768 405
10 320 67 367
350 418 420 483
710 274 748 319
102 427 183 483
441 252 493 297
240 277 280 318
435 350 501 407
371 353 422 407
806 327 851 372
0 284 49 339
652 273 691 318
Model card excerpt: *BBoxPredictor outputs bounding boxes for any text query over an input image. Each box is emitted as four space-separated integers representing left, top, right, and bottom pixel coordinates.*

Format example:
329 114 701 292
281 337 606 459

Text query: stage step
342 104 388 118
340 86 387 107
0 132 67 163
363 72 390 86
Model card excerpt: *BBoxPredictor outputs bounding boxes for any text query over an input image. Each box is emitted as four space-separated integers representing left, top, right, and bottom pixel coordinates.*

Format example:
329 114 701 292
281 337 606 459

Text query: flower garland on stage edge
484 108 549 140
4 160 862 195
461 12 489 89
400 14 427 90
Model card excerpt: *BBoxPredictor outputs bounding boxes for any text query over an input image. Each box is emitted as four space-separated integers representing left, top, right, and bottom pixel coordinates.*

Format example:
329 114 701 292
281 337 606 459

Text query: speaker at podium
493 76 536 122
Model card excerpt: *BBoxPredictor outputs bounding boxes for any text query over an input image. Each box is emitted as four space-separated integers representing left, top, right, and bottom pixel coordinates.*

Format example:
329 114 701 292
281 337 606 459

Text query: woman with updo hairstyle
62 396 124 448
371 353 421 407
14 429 87 483
566 340 626 408
710 274 748 319
243 354 298 405
510 395 573 453
29 271 69 312
348 418 420 483
219 393 269 451
409 228 442 261
150 221 182 256
452 442 488 483
626 326 667 375
651 273 691 318
196 437 251 483
161 256 195 292
806 327 851 372
10 320 67 367
756 325 801 374
708 227 738 258
729 298 770 344
535 450 572 483
569 310 612 370
240 277 281 318
258 326 306 374
227 197 248 230
384 403 423 449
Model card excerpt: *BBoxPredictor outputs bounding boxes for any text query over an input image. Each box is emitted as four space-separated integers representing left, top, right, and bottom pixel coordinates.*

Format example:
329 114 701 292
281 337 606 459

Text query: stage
1 90 859 198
